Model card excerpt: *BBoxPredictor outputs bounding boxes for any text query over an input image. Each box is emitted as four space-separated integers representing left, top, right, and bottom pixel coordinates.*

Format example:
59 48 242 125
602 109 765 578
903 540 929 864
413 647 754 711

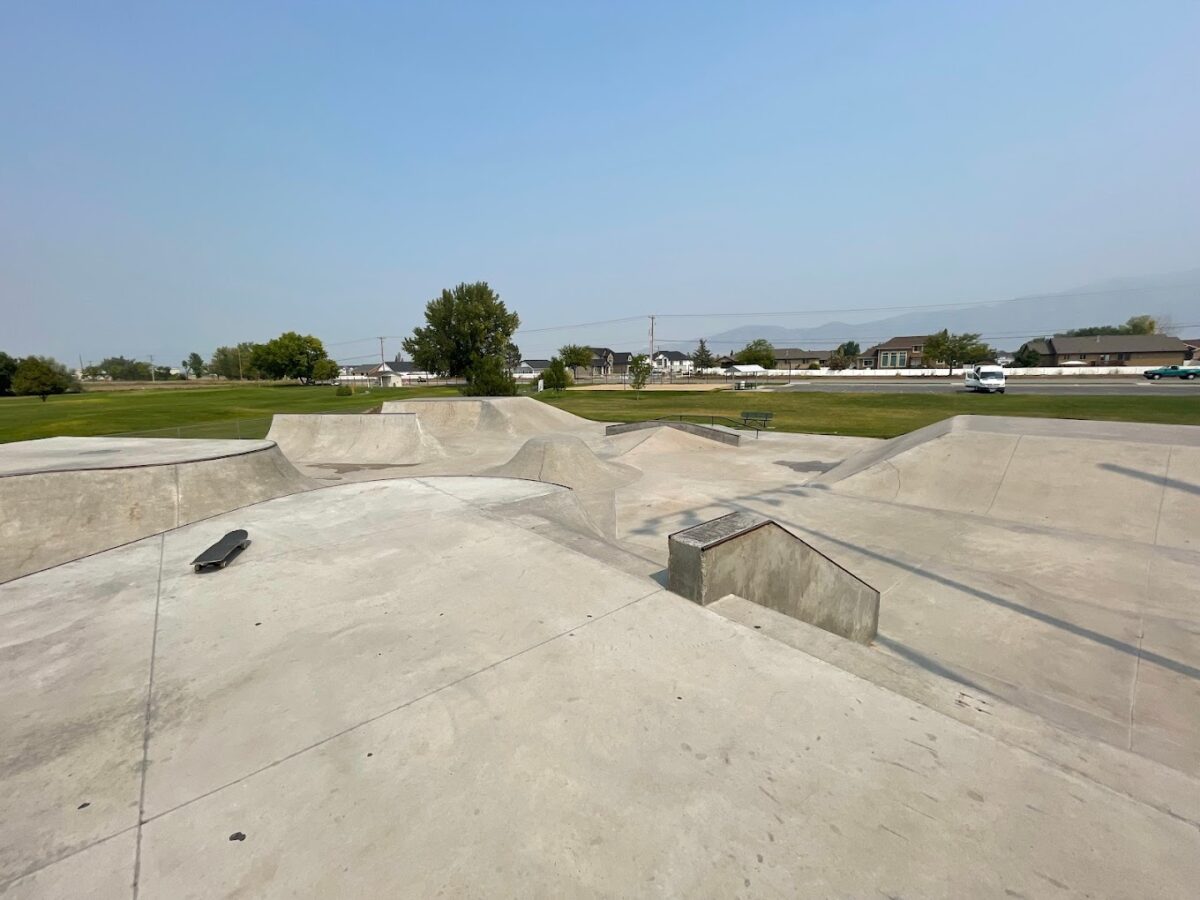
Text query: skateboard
192 529 250 573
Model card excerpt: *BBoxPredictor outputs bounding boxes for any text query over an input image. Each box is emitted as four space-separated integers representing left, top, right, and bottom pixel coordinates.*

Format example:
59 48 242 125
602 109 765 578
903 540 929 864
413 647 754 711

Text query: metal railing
653 414 761 437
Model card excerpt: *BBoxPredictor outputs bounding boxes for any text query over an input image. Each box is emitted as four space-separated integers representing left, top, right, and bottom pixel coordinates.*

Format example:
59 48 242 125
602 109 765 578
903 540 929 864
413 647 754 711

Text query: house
773 348 831 372
1182 338 1199 361
859 336 929 369
512 359 550 376
1017 335 1189 367
587 347 615 376
715 355 737 369
611 352 632 376
651 350 693 374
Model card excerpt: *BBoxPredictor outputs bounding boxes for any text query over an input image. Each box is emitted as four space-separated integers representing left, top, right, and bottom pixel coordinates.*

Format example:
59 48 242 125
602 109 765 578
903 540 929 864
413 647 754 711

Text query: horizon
3 2 1199 366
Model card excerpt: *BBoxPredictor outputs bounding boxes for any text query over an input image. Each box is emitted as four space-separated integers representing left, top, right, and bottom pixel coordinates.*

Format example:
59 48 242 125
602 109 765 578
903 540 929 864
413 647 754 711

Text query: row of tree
77 333 341 384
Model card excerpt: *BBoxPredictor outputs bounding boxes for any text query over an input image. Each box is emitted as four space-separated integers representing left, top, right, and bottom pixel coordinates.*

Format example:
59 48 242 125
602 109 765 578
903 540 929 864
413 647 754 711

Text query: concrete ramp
669 511 879 643
814 416 1200 547
267 413 443 465
380 396 600 441
486 435 639 491
0 437 312 583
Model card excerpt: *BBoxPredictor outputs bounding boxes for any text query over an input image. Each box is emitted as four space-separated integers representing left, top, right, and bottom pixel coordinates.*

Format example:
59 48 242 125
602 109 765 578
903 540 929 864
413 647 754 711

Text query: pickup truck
1143 365 1197 380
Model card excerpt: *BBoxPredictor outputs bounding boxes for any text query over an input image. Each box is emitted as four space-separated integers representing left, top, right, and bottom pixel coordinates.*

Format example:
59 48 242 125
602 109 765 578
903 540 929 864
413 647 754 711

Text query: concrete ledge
604 420 741 446
668 511 879 643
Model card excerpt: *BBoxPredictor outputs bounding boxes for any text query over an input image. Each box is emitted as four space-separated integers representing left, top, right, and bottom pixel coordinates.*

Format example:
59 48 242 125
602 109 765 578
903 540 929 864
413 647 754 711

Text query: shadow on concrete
787 522 1200 683
873 634 992 694
1099 462 1200 497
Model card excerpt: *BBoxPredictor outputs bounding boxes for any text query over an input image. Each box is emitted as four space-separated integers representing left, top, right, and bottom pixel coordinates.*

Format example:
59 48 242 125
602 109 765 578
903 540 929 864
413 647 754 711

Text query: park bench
740 411 773 429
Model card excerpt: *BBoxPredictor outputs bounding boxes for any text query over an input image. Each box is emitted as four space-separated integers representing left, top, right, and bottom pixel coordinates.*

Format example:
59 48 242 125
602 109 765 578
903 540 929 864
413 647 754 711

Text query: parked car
1143 365 1198 380
965 365 1006 393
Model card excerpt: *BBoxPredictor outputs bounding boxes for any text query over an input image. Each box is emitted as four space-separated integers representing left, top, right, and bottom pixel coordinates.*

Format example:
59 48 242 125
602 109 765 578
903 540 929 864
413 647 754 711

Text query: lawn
0 384 459 443
537 389 1200 439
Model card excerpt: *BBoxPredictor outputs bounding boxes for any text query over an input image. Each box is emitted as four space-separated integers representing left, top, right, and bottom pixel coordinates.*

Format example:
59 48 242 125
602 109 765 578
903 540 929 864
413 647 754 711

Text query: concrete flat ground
2 398 1199 897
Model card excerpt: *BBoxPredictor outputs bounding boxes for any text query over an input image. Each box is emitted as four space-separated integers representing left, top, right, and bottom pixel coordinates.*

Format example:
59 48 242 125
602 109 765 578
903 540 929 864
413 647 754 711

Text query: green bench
740 411 773 429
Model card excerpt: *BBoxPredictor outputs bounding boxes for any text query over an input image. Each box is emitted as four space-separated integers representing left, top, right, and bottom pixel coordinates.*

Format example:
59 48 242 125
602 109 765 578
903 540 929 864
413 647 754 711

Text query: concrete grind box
668 511 879 644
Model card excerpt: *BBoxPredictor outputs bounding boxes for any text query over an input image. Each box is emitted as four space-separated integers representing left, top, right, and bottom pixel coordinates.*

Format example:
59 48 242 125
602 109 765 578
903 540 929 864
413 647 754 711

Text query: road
769 379 1200 396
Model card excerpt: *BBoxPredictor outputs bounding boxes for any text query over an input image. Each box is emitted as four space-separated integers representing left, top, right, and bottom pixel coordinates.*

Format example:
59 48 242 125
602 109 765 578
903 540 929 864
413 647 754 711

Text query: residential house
1017 335 1189 367
587 347 615 376
773 348 831 372
611 352 632 376
651 350 694 374
858 336 929 369
512 359 550 376
715 354 737 369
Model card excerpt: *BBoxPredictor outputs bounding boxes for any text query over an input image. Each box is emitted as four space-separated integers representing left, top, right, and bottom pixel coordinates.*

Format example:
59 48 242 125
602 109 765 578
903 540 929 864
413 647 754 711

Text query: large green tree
209 343 262 380
12 356 76 400
558 344 593 376
183 352 206 378
836 340 861 358
0 351 17 394
692 339 715 369
1012 343 1042 367
403 283 520 390
734 339 776 369
86 356 151 380
251 332 330 383
312 358 341 382
923 330 993 370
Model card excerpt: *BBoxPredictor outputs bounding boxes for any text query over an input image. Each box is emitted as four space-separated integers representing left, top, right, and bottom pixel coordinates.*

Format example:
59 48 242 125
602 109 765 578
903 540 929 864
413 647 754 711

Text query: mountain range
702 269 1200 352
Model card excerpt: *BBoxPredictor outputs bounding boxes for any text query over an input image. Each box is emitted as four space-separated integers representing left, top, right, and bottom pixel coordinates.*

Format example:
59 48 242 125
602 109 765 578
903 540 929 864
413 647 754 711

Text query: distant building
773 348 831 372
858 336 929 369
512 359 551 376
1017 335 1188 367
1182 338 1199 361
587 347 615 376
611 352 632 376
651 350 693 374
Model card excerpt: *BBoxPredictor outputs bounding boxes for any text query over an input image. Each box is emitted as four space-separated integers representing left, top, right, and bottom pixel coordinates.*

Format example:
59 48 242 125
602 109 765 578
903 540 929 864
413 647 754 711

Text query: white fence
777 366 1165 378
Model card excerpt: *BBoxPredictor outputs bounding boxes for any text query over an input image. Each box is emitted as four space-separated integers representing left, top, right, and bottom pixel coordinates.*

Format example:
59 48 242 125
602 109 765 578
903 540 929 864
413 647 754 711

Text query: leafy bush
807 361 821 370
461 354 517 396
335 384 353 397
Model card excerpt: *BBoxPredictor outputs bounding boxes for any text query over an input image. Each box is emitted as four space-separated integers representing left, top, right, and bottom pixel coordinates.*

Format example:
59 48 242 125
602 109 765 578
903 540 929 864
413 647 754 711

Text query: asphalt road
770 379 1200 396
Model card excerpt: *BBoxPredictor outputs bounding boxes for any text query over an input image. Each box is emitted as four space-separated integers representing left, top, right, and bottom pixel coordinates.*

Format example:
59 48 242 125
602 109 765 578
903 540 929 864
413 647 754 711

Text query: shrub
335 384 353 397
807 362 820 370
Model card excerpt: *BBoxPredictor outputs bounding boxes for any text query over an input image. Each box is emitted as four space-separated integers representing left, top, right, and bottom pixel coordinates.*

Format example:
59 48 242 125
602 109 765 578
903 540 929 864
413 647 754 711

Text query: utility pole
378 336 386 366
149 354 156 383
649 315 656 359
237 345 244 381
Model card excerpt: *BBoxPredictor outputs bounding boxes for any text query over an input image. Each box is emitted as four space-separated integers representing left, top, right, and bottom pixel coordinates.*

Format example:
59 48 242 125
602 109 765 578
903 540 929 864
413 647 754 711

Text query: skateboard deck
192 529 250 572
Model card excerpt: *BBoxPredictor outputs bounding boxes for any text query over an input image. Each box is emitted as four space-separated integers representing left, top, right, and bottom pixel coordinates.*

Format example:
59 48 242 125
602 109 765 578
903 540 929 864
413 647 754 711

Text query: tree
923 330 992 371
734 339 775 369
403 282 520 384
628 354 652 399
87 356 151 380
12 356 75 401
183 352 206 378
461 354 517 397
0 351 17 395
542 357 570 393
312 358 340 382
826 352 853 371
1061 315 1158 338
505 342 523 371
1012 343 1042 367
558 344 593 377
692 339 715 370
835 341 861 358
251 332 330 383
209 343 262 380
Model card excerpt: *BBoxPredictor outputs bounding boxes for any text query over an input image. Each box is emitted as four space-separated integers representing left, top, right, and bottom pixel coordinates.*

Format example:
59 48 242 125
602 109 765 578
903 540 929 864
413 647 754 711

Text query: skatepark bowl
2 397 1199 897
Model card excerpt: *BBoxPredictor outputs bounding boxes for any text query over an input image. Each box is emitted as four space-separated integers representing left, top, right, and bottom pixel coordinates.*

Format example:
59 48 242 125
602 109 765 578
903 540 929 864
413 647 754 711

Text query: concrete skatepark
2 397 1199 897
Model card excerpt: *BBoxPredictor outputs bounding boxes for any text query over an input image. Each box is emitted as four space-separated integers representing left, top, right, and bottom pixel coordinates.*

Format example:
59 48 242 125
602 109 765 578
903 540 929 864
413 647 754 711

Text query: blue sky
2 1 1198 366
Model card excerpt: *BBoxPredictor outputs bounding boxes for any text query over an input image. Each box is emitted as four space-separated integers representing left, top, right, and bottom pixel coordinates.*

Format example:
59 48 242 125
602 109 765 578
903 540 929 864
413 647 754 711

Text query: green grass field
538 389 1200 438
0 385 459 443
2 384 1198 444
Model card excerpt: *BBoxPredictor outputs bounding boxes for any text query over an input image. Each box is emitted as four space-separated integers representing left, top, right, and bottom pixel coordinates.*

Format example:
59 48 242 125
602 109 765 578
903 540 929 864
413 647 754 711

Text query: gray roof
1049 335 1188 354
520 359 551 368
774 348 831 361
653 350 690 361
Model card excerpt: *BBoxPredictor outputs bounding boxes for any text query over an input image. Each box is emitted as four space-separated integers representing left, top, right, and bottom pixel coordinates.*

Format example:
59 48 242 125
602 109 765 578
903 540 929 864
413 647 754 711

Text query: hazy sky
3 1 1198 365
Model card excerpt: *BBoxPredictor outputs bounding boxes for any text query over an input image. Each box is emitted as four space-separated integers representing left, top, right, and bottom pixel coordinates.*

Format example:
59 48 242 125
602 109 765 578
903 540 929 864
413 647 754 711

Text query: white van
965 365 1006 393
